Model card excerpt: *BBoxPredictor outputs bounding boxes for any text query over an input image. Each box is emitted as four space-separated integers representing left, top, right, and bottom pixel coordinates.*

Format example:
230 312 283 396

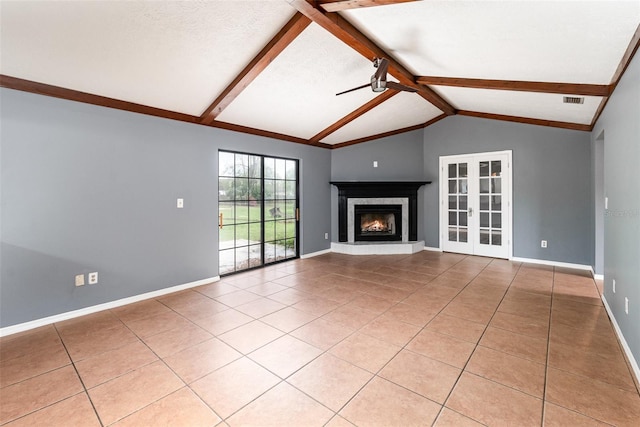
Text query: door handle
468 207 473 217
219 213 223 229
295 208 300 221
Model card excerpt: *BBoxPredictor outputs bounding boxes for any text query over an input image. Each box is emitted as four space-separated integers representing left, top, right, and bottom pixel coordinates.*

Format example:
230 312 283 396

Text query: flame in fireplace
361 219 390 233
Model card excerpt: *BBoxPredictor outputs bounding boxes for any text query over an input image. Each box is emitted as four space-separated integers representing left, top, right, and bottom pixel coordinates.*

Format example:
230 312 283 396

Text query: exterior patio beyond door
440 151 512 259
218 151 299 275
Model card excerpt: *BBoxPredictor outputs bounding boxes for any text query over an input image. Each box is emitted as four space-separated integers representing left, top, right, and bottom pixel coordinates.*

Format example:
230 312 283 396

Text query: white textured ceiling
343 1 640 84
1 0 639 145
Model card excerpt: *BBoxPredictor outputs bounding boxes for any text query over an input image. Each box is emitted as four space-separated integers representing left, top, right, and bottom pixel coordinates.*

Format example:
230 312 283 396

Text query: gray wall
593 51 640 365
330 130 427 240
422 116 593 264
1 88 331 327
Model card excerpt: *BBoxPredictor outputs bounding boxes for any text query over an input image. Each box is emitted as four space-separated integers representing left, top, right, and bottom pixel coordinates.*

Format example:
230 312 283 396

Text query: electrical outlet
625 297 629 314
373 161 378 168
324 232 329 239
605 197 608 209
88 272 98 285
613 279 616 293
541 240 547 248
177 198 184 208
75 274 85 287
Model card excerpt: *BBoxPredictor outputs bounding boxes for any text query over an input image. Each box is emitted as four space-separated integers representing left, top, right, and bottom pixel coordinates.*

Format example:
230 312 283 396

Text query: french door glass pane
478 159 502 246
447 162 468 242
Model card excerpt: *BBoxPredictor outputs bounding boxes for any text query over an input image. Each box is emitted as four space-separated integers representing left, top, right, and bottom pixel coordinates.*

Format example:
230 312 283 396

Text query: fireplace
330 181 430 243
355 204 402 241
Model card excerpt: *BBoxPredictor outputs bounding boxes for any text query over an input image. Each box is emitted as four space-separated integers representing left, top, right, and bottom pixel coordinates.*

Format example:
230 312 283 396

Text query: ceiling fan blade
374 58 389 80
336 83 371 96
386 81 418 93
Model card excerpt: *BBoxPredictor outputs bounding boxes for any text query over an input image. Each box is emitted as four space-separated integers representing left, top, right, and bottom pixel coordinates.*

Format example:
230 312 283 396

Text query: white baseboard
594 273 604 280
300 248 331 259
423 246 442 252
510 256 593 272
0 276 219 338
601 294 640 386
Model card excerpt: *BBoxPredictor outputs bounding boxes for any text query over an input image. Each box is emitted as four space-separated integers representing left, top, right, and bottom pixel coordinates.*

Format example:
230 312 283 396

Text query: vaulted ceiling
1 0 639 148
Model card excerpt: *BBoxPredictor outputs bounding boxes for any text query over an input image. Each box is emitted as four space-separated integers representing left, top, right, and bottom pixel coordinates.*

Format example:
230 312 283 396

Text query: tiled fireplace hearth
330 181 430 255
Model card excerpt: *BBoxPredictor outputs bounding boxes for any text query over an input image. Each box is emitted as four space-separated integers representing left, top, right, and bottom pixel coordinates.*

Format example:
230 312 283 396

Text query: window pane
264 220 276 242
234 178 248 200
479 229 490 245
492 231 502 246
248 203 262 224
264 179 275 200
479 178 490 194
492 178 502 194
459 228 468 243
286 160 296 180
449 212 457 226
491 195 502 210
448 227 457 242
249 156 262 178
448 180 457 194
275 159 286 179
480 195 489 211
459 196 468 211
275 180 286 200
480 161 490 177
286 181 296 198
449 196 457 210
459 163 468 178
219 178 234 201
249 222 262 243
219 201 235 225
267 204 283 219
285 200 296 220
219 152 235 177
219 249 235 275
459 212 468 227
235 154 249 177
219 225 235 250
249 178 261 202
459 179 468 194
235 247 249 270
265 243 276 263
234 205 248 224
491 160 501 177
448 164 457 178
248 244 262 268
480 212 489 228
264 157 275 179
492 212 502 228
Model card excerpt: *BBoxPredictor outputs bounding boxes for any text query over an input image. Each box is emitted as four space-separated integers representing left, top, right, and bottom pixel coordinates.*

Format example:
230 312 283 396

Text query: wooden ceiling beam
287 0 456 115
416 76 612 97
318 0 418 13
0 74 199 125
199 12 311 125
311 90 398 142
458 110 591 132
591 23 640 127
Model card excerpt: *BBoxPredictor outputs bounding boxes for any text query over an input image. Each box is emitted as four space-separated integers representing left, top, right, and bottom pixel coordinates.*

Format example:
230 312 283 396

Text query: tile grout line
52 322 106 427
429 257 524 426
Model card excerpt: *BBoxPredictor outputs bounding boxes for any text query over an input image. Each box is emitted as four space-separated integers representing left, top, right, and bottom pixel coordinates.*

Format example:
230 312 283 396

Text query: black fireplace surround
330 181 430 243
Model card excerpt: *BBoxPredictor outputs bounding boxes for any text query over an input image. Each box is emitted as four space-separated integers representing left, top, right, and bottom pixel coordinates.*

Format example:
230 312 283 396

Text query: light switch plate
177 198 184 208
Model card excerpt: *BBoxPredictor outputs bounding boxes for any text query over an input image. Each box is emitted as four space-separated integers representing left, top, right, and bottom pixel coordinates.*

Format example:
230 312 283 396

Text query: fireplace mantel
331 181 431 242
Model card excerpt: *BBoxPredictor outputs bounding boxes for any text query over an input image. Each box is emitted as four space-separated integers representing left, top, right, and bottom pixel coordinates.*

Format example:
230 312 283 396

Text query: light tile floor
1 252 639 426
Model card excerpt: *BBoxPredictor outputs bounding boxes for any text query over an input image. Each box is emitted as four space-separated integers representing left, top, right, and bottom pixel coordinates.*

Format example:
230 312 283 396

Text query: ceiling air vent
563 96 584 104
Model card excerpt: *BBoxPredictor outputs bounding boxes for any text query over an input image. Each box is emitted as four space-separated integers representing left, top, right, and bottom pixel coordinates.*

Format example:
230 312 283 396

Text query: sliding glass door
218 151 299 275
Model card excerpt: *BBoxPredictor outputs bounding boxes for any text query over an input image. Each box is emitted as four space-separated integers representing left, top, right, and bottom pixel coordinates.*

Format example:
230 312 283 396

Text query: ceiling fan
336 57 418 96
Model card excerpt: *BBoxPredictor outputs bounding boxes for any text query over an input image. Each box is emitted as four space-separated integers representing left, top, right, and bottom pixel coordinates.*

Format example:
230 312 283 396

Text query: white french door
440 151 512 258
